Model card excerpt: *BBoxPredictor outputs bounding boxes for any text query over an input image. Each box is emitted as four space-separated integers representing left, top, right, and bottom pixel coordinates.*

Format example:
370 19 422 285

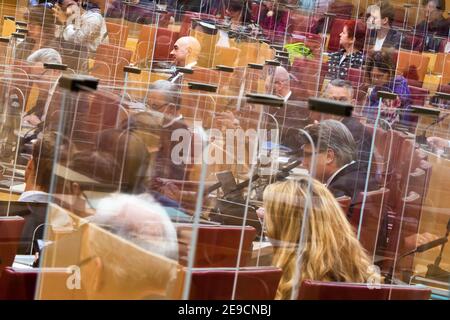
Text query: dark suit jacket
368 28 401 50
328 161 379 206
154 118 189 181
415 17 450 37
267 94 312 154
341 117 374 166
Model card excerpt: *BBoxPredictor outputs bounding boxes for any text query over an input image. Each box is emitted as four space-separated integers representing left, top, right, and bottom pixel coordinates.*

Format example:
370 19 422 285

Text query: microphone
223 172 260 196
385 229 449 284
412 237 448 253
273 159 302 180
416 113 450 145
425 218 450 281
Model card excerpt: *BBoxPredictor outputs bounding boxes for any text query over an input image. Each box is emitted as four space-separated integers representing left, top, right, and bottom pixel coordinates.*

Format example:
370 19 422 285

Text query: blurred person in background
54 0 108 53
366 1 401 51
363 50 414 127
23 48 63 127
415 0 449 38
90 193 179 260
146 80 188 181
328 20 366 79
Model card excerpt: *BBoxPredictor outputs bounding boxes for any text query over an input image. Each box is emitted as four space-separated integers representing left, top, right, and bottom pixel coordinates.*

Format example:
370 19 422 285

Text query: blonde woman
263 177 379 300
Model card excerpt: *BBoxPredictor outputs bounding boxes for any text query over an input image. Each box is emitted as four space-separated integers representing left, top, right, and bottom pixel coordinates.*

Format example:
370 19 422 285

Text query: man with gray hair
321 79 375 167
27 48 63 65
90 193 179 260
23 48 64 127
146 80 188 180
302 119 379 204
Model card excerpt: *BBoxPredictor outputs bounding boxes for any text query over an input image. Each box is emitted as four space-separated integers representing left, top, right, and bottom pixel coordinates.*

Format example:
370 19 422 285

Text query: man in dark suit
265 66 311 153
321 79 377 169
147 80 189 180
415 0 449 50
367 2 401 51
302 119 379 205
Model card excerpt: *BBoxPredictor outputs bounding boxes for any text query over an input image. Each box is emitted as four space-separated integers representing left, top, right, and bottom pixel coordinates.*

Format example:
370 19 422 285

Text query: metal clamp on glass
15 28 28 34
411 106 440 117
176 67 194 74
15 21 27 27
3 15 15 21
11 32 25 39
58 75 99 92
215 65 234 73
308 97 353 117
269 44 284 51
246 93 285 107
44 63 68 71
0 37 10 43
248 63 264 70
123 65 141 74
275 50 289 57
323 12 337 18
187 82 218 93
265 59 281 66
377 90 398 100
435 92 450 101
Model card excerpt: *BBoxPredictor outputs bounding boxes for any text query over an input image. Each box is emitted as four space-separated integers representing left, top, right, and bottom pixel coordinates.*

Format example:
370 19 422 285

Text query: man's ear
167 103 177 116
326 148 336 165
382 17 389 25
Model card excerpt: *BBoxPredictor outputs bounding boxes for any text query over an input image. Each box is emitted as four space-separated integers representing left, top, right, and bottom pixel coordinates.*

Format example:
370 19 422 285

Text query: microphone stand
384 232 449 284
425 218 450 282
415 113 450 145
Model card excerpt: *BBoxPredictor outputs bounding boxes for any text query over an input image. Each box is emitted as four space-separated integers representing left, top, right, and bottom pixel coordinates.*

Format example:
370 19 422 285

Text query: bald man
169 36 201 83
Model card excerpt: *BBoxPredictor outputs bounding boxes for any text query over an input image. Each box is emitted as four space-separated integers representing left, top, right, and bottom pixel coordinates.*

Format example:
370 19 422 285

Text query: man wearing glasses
147 80 188 180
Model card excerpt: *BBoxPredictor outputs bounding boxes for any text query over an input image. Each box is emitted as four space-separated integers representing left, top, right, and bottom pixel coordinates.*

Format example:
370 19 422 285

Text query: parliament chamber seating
298 280 431 300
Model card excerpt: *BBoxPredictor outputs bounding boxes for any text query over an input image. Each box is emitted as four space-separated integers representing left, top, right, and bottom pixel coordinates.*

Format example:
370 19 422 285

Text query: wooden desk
0 188 20 201
412 151 450 277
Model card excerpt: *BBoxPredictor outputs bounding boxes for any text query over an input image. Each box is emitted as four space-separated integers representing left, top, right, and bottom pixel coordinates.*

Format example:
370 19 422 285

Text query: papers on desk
10 182 25 194
13 255 35 269
252 241 273 259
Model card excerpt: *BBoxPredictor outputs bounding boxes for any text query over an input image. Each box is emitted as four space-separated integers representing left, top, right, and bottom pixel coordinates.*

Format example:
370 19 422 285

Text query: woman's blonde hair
263 177 378 300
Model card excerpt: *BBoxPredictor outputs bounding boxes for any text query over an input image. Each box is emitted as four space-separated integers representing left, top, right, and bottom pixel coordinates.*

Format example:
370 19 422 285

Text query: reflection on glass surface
0 0 448 301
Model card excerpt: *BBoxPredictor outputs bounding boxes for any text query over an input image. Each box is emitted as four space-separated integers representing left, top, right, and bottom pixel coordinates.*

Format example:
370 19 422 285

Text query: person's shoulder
329 50 343 58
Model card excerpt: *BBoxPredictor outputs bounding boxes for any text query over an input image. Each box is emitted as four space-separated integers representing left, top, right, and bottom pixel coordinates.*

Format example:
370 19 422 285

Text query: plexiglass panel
0 0 448 301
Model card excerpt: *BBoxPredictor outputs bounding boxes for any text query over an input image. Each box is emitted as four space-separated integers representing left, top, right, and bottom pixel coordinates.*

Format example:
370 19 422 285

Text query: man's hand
216 111 240 129
52 5 68 24
23 114 41 126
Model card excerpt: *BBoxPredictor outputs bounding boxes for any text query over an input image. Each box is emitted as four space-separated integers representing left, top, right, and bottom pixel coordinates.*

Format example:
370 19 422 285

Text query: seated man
168 36 201 82
321 79 376 168
20 131 74 203
23 48 64 127
416 0 449 37
147 80 189 181
55 0 109 53
302 119 379 205
265 66 311 153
